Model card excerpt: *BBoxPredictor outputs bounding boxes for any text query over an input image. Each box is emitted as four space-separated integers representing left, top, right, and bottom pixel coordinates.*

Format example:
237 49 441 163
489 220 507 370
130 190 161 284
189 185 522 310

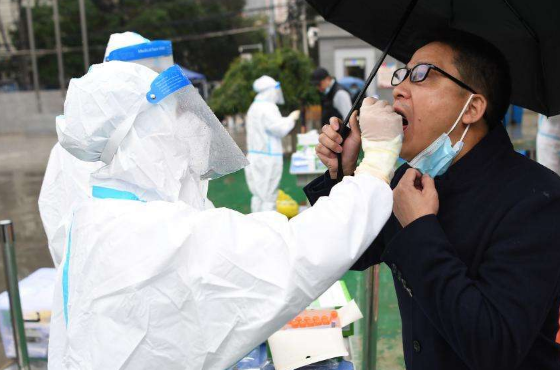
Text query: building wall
317 18 403 102
244 0 266 11
0 90 64 134
318 21 373 76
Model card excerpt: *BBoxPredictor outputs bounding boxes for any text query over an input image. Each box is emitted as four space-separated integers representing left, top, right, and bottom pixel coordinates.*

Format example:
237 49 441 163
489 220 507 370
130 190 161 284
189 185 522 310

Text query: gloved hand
288 110 301 122
355 97 403 184
359 98 403 141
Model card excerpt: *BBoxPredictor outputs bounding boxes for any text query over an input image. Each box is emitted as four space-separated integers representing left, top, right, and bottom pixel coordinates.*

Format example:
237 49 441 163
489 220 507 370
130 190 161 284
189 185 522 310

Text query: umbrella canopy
338 76 366 90
180 66 206 81
306 0 560 116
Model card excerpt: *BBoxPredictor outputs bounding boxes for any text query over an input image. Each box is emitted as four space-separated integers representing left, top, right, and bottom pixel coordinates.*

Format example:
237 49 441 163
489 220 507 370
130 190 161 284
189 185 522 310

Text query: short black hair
418 30 511 128
311 67 330 85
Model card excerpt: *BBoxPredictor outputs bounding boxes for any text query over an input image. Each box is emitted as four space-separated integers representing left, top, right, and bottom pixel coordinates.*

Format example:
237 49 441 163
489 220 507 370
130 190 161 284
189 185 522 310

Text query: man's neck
323 79 336 95
452 121 489 164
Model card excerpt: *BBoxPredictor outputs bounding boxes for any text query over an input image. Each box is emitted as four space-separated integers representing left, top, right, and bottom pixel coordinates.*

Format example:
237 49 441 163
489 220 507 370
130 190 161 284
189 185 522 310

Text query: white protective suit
46 61 399 370
245 76 296 213
537 114 560 175
39 32 176 267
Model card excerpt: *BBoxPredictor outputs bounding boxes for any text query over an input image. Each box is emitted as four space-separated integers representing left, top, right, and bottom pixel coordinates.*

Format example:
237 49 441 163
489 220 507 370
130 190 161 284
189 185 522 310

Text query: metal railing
362 266 379 370
1 220 30 370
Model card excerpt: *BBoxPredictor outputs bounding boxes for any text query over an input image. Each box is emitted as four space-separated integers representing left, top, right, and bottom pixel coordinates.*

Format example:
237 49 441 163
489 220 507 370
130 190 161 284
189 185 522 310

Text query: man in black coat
305 30 560 370
312 67 353 125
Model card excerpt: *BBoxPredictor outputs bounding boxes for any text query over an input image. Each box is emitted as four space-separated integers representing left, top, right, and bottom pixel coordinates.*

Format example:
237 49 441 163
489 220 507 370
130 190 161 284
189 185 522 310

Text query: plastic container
283 309 340 330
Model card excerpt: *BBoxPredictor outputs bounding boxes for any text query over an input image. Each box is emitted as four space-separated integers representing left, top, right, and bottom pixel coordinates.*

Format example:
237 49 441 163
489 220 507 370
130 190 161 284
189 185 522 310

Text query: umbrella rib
334 0 420 181
501 0 538 41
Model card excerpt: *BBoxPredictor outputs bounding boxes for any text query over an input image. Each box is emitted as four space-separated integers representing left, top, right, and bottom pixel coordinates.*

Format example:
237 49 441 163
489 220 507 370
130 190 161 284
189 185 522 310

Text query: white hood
253 75 285 105
57 61 247 203
104 31 150 60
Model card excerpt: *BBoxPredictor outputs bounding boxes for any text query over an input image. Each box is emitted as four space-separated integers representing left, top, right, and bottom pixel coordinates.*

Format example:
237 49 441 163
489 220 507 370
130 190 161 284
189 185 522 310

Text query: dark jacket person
305 31 560 370
312 67 353 125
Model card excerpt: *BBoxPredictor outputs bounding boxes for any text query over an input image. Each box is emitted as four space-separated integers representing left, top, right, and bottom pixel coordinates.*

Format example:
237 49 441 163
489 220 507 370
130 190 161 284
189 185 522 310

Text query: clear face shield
105 40 174 73
274 82 285 105
256 82 285 105
147 65 249 181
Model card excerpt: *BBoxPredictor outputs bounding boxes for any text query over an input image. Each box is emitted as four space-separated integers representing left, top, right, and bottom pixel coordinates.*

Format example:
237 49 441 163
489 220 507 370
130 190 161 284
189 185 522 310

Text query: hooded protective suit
245 76 298 213
45 61 399 370
537 114 560 175
39 32 176 267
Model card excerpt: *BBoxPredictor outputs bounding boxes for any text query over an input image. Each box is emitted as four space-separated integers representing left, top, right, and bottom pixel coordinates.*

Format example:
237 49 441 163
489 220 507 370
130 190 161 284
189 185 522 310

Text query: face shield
254 79 285 105
146 65 249 180
58 62 247 205
273 82 285 105
105 40 174 73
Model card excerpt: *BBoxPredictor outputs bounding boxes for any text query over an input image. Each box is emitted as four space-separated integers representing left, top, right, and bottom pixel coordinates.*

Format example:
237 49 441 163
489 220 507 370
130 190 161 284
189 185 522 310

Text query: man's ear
463 94 487 125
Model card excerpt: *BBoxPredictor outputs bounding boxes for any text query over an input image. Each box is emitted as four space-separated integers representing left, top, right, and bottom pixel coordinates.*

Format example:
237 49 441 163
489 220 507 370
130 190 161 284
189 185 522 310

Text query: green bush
209 48 320 118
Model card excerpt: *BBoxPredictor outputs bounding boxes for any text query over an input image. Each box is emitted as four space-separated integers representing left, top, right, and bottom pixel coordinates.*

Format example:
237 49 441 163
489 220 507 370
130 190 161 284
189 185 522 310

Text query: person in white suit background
244 75 301 213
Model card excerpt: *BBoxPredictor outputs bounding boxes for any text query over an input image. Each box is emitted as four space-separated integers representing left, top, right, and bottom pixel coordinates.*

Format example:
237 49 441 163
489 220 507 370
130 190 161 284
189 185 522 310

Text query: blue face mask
408 94 474 178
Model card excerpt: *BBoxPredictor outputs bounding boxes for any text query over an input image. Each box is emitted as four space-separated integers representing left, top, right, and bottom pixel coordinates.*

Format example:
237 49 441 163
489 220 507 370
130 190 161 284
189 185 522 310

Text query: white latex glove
359 98 403 141
288 110 301 122
355 98 403 184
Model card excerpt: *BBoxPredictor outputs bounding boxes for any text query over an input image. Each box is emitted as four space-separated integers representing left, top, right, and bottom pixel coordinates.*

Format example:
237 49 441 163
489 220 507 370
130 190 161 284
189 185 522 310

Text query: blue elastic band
63 187 143 324
62 223 73 326
105 40 172 62
146 65 192 104
92 186 143 201
248 150 282 157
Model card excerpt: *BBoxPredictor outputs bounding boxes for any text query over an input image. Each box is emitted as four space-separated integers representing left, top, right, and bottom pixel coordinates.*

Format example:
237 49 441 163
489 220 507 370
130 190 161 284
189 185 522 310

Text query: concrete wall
318 21 374 76
317 18 404 102
0 90 64 134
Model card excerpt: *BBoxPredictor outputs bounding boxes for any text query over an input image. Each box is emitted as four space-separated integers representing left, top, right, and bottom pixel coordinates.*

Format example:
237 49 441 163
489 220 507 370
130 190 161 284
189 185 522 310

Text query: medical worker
245 76 300 212
39 32 175 267
46 61 403 370
537 114 560 175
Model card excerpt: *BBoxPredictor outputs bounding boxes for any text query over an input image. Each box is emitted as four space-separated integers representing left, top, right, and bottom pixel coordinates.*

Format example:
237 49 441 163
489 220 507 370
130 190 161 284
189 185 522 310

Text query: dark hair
418 30 511 128
311 67 331 85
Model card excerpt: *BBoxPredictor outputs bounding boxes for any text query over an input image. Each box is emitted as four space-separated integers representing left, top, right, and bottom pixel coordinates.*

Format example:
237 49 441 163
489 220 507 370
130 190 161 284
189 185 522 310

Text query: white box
290 130 327 175
268 282 362 370
0 268 56 359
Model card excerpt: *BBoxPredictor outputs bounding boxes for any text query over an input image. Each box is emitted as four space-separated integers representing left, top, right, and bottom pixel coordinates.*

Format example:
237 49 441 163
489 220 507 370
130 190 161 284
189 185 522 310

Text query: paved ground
0 134 58 285
0 110 539 368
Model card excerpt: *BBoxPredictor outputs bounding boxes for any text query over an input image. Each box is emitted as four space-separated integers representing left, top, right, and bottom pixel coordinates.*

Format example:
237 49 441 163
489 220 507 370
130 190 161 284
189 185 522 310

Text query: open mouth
396 112 409 131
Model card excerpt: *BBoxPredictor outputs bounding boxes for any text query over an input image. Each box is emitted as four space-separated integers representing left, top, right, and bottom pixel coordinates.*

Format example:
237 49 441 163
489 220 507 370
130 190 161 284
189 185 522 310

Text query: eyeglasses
391 63 477 94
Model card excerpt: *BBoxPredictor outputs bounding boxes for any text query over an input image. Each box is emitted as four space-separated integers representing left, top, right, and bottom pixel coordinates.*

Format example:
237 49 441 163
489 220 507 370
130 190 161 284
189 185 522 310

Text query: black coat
320 81 347 124
304 124 560 370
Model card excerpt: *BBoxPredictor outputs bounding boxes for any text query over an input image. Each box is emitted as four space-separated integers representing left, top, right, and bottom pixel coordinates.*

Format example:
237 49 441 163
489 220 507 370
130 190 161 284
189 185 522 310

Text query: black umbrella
307 0 560 180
